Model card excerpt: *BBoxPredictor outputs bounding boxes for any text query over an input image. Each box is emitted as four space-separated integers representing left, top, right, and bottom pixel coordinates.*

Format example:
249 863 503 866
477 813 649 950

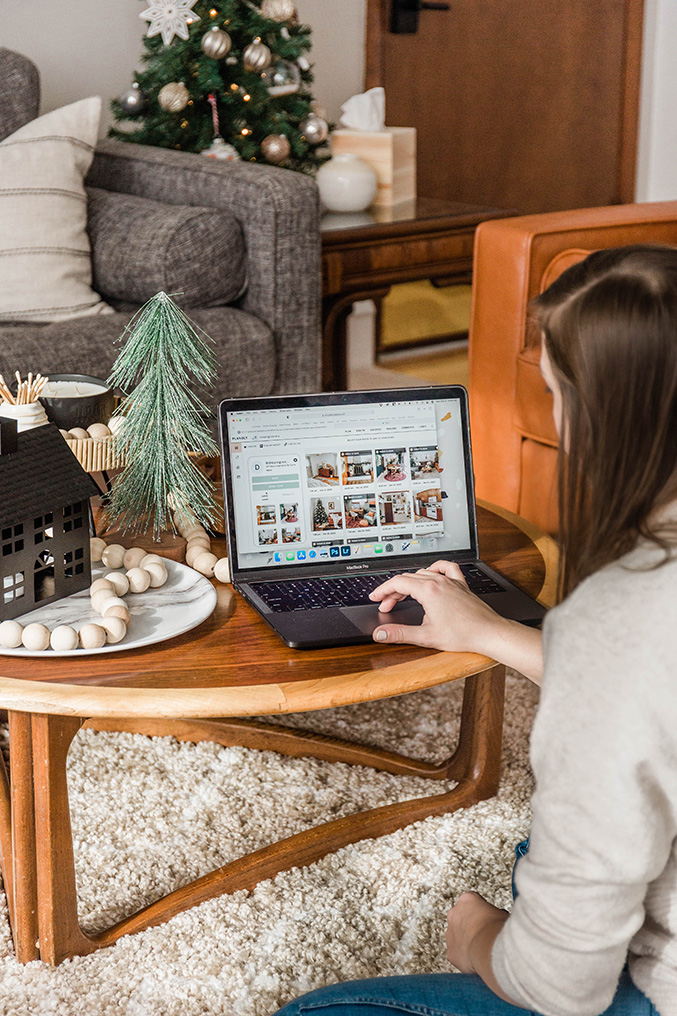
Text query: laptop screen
220 388 476 575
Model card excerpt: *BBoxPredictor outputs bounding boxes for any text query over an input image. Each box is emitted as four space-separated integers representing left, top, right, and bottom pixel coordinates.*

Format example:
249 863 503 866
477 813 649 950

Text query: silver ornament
261 0 296 21
261 133 291 164
261 59 301 96
201 26 232 59
300 113 328 146
243 40 272 73
119 82 145 114
158 81 189 112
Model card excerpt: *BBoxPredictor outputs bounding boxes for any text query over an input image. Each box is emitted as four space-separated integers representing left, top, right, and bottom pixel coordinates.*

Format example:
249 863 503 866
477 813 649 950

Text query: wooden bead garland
0 537 170 653
171 511 231 583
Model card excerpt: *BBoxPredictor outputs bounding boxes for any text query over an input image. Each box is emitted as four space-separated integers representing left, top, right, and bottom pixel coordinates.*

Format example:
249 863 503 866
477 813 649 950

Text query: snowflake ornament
139 0 200 46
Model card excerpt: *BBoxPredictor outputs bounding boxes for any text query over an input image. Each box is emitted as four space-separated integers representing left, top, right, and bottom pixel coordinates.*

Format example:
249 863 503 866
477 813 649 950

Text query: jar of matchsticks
0 371 50 432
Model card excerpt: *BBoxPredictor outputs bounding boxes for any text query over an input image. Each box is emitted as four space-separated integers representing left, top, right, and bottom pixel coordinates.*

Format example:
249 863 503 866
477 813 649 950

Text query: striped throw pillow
0 96 112 323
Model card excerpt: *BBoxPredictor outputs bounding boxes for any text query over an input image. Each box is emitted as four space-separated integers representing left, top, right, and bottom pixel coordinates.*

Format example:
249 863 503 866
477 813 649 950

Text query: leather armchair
468 202 677 534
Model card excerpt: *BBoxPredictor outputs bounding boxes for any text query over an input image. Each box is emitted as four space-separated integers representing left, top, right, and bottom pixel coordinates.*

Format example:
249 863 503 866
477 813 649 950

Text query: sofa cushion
0 96 112 323
86 188 247 308
0 306 276 411
0 48 40 141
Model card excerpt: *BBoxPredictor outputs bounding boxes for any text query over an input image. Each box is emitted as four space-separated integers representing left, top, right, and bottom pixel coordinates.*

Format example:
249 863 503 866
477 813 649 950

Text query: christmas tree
111 0 330 173
313 499 329 529
104 292 219 539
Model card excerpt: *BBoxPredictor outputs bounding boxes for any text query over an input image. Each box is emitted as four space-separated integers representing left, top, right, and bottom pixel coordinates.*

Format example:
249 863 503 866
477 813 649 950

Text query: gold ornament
158 81 189 112
261 133 291 164
300 113 328 145
243 39 272 73
261 0 297 21
200 26 232 59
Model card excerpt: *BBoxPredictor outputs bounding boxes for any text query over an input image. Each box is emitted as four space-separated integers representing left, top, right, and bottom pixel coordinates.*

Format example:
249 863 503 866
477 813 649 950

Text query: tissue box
331 127 417 207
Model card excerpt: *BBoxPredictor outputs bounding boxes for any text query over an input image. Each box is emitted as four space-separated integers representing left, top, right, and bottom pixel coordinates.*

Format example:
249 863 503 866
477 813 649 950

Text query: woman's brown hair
531 245 677 598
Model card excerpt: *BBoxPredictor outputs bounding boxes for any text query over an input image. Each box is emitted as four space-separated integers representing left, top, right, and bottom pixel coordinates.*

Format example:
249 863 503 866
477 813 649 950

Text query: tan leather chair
468 202 677 534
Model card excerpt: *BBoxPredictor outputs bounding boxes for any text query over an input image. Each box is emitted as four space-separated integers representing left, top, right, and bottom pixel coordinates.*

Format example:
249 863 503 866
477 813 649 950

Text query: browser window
226 397 472 570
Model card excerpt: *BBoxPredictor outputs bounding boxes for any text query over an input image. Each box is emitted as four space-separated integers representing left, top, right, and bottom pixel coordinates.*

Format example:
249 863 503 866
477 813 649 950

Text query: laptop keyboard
252 564 505 613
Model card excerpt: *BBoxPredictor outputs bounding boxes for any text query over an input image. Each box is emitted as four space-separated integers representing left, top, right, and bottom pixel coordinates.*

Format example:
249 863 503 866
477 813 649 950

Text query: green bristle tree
104 292 219 539
111 0 330 172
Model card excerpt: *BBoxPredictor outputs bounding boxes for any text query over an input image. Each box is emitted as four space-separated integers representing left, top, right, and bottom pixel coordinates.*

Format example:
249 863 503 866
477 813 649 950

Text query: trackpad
340 599 424 635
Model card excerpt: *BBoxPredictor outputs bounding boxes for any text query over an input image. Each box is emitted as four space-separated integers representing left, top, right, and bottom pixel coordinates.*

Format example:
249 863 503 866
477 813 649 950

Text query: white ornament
126 567 152 593
140 553 165 569
90 578 115 597
50 626 79 652
22 623 50 652
79 624 107 650
139 0 200 46
193 551 218 577
100 617 128 645
144 562 168 588
123 547 146 570
105 571 130 597
102 544 126 569
0 619 24 649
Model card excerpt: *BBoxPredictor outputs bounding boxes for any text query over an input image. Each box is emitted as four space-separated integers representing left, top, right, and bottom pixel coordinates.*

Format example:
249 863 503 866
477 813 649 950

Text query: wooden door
366 0 644 214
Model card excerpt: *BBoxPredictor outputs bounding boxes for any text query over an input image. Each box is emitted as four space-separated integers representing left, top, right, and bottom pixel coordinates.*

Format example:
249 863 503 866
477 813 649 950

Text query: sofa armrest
87 138 321 394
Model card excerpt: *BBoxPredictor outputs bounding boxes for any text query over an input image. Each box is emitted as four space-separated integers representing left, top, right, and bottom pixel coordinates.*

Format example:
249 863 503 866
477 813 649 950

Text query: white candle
41 380 108 398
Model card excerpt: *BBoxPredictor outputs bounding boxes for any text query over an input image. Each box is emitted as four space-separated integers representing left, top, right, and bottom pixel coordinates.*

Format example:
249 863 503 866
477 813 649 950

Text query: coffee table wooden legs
1 664 505 965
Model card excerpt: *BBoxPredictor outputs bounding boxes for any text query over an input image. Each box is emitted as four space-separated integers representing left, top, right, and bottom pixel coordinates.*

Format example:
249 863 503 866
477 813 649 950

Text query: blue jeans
274 842 659 1016
273 968 658 1016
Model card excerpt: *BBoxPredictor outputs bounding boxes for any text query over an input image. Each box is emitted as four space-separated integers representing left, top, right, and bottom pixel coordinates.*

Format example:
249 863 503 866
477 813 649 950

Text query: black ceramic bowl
38 374 116 431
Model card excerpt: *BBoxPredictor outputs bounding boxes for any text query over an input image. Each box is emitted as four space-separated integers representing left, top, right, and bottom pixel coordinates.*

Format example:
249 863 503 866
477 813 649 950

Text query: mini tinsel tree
111 0 330 173
104 292 219 539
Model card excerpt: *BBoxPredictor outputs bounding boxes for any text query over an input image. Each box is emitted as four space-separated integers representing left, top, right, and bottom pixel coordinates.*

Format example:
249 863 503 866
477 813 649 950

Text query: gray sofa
0 48 322 405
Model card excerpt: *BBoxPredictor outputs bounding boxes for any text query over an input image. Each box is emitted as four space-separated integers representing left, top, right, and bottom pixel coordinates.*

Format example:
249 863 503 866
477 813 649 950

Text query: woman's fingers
369 572 430 604
426 559 468 585
373 621 434 646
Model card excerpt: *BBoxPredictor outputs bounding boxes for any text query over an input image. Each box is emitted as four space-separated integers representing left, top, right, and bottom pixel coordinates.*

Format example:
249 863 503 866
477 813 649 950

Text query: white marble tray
0 560 217 657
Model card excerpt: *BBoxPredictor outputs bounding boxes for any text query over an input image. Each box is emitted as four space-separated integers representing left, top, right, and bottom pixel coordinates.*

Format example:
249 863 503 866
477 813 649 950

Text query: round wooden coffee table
0 502 557 965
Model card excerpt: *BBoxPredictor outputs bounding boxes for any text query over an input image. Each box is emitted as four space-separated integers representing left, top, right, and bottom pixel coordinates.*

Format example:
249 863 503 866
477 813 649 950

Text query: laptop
218 387 546 648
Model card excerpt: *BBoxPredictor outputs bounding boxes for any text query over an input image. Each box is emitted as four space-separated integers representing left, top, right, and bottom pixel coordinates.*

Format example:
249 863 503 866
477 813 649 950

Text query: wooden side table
321 198 512 390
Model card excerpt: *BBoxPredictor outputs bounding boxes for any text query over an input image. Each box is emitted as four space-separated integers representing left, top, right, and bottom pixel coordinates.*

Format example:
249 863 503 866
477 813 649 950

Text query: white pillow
0 96 112 323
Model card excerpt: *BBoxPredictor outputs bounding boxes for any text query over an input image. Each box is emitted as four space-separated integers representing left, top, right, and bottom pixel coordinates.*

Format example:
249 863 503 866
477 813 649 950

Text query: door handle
390 0 450 34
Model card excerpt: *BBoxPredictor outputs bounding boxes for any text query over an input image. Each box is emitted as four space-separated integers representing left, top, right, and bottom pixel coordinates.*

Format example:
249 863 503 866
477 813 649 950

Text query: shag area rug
0 672 538 1016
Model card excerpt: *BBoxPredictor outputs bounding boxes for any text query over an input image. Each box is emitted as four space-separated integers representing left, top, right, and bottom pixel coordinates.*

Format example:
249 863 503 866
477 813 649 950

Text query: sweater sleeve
491 571 677 1016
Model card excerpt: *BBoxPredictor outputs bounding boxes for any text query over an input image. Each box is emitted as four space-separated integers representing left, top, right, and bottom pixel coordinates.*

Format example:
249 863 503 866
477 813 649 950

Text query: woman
276 246 677 1016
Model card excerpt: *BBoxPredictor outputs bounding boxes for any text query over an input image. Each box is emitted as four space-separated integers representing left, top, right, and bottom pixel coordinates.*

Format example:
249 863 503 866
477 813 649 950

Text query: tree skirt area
0 672 539 1016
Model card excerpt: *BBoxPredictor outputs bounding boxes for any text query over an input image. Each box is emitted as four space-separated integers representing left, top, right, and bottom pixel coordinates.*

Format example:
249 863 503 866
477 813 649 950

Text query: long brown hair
531 245 677 598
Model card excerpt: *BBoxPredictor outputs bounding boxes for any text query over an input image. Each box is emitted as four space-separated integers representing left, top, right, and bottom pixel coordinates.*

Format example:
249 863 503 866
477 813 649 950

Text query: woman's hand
369 561 544 683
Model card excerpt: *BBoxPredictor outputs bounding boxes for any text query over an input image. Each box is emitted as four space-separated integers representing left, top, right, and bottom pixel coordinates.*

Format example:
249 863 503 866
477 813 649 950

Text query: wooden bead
126 567 151 593
101 543 126 569
0 619 24 649
183 526 208 542
214 557 231 583
99 595 128 615
90 537 107 562
186 535 211 550
123 547 146 570
139 553 164 569
91 588 116 614
100 616 127 644
193 551 218 577
105 571 130 597
103 604 131 624
185 545 206 568
79 623 107 649
90 578 115 597
22 623 50 651
50 625 79 651
144 562 167 588
87 422 111 438
68 427 89 440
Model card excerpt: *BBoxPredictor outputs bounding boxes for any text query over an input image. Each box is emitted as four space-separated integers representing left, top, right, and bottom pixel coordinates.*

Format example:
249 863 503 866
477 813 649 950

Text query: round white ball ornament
79 624 107 650
123 547 147 570
126 567 151 593
50 626 79 651
90 537 107 562
193 551 218 577
100 617 128 645
102 544 126 569
0 619 24 648
22 623 50 651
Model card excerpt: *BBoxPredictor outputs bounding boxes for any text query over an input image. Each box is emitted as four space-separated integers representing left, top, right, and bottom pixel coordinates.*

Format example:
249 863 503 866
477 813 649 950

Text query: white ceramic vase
0 401 49 433
317 153 378 213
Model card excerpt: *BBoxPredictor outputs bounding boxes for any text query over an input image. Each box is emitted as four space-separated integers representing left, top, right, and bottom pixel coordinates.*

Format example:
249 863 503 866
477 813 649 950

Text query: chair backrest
468 202 677 533
0 48 40 142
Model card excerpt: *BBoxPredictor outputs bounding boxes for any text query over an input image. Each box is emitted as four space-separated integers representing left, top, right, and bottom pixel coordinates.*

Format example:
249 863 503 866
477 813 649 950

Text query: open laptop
218 387 546 648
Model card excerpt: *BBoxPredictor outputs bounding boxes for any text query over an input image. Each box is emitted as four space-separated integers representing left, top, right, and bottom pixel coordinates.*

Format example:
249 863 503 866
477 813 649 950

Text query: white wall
1 0 366 132
636 0 677 201
2 0 675 201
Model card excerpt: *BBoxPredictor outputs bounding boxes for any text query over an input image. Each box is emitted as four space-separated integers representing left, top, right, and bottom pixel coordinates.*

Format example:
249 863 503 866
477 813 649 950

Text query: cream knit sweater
492 538 677 1016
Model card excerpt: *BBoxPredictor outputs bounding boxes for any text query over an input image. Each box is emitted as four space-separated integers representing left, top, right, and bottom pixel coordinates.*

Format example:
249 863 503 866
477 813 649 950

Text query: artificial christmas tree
103 292 219 540
312 499 329 529
111 0 329 173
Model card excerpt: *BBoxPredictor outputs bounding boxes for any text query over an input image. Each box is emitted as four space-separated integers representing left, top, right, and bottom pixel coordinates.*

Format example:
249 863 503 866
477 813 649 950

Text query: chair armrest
87 138 321 394
469 201 677 520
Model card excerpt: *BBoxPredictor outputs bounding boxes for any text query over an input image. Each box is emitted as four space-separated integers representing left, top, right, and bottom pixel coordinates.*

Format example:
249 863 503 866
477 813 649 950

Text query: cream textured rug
0 672 538 1016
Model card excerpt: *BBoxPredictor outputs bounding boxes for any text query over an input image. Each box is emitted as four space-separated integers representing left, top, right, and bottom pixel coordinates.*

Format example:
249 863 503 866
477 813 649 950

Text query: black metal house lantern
0 420 100 621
